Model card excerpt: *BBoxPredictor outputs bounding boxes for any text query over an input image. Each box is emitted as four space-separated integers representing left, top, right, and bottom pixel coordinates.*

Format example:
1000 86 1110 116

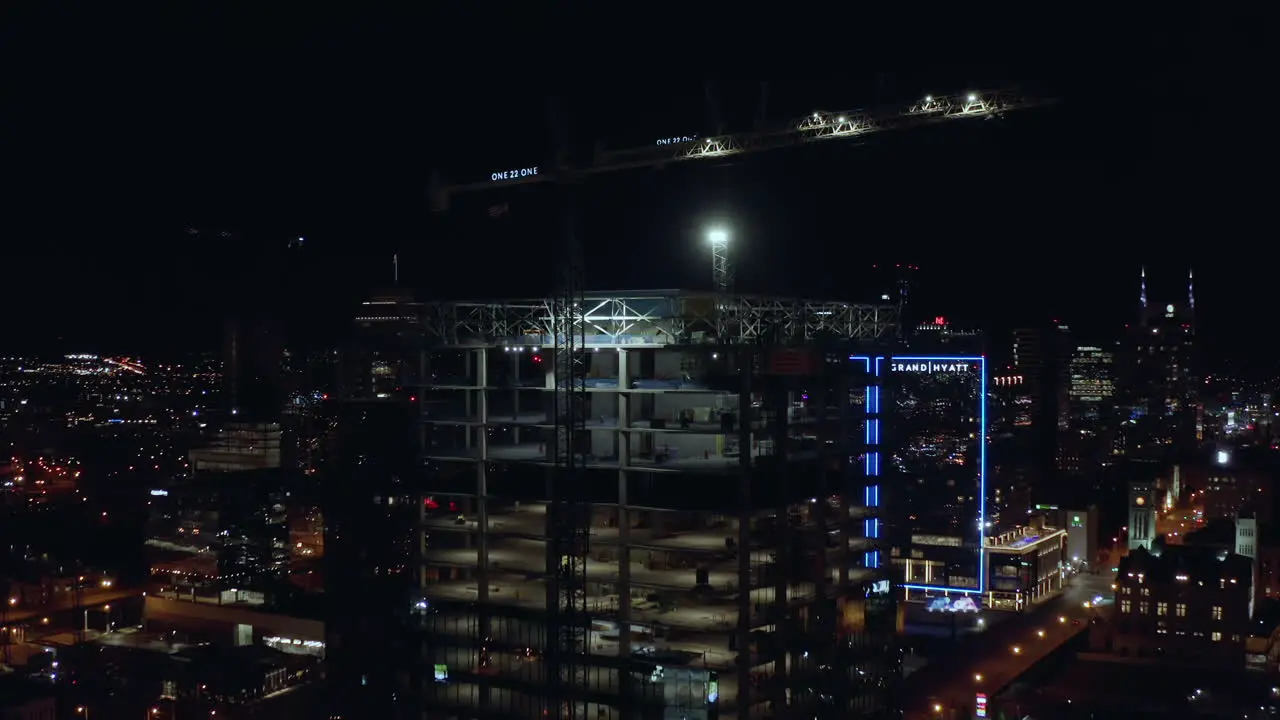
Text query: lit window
1211 631 1222 642
1176 603 1187 617
1140 587 1150 597
1120 600 1132 613
1138 601 1149 615
1156 602 1168 616
1212 606 1223 620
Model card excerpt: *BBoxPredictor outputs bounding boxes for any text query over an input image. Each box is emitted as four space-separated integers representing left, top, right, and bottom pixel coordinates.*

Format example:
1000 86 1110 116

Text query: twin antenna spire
1140 266 1196 310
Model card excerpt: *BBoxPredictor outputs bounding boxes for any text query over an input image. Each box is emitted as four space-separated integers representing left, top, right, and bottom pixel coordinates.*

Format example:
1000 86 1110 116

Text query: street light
76 706 90 720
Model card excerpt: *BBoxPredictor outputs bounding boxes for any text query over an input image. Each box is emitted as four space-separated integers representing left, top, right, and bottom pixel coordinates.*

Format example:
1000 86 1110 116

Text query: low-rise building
1107 543 1253 664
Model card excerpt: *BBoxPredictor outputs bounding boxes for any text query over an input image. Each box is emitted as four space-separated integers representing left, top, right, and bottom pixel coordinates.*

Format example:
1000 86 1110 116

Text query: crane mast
544 105 590 720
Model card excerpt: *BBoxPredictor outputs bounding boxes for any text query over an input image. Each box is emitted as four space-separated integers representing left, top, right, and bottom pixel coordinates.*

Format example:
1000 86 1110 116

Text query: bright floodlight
708 229 728 245
967 93 978 102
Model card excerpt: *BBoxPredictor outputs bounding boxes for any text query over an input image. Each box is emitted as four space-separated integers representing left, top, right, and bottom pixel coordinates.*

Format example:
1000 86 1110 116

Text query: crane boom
430 89 1052 208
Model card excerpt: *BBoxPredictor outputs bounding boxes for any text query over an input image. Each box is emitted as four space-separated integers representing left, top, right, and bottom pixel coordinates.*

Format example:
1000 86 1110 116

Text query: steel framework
421 291 898 348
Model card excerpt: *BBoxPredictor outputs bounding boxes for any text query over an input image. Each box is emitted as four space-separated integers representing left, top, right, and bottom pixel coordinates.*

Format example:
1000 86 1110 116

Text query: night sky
1 9 1272 366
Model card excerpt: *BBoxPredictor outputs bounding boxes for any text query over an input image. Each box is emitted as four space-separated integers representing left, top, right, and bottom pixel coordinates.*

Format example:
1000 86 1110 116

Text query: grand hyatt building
882 357 988 602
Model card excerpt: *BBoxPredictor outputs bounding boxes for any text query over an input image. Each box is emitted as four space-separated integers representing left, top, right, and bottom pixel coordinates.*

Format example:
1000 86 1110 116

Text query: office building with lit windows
1068 346 1115 424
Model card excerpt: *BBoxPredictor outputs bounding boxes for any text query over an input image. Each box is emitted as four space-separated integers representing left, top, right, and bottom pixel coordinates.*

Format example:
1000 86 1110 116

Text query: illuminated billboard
880 355 987 595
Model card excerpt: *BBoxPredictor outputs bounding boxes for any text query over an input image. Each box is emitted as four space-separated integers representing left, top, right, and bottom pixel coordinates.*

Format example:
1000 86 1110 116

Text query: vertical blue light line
978 357 987 594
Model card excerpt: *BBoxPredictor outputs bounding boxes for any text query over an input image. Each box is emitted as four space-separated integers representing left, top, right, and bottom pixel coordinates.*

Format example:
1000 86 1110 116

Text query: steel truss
421 291 898 347
431 89 1050 203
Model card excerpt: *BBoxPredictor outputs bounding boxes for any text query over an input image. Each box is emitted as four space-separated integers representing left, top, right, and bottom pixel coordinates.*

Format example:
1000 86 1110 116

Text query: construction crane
431 88 1050 287
428 86 1052 720
431 89 1048 203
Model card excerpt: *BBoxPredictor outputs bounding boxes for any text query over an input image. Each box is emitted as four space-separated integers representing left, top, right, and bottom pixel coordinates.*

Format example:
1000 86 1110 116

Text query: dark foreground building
1106 543 1253 664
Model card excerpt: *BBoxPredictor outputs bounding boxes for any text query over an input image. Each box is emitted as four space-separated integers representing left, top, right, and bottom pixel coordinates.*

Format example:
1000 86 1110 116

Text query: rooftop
1119 543 1253 587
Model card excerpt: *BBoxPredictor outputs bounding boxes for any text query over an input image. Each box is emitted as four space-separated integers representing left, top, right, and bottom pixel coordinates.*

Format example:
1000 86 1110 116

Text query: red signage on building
767 349 816 375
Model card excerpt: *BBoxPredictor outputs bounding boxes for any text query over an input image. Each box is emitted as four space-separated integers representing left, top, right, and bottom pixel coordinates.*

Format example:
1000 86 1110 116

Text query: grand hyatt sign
890 361 977 374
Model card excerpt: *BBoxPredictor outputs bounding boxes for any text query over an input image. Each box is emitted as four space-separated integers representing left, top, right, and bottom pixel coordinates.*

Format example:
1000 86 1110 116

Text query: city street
3 587 141 624
904 571 1114 719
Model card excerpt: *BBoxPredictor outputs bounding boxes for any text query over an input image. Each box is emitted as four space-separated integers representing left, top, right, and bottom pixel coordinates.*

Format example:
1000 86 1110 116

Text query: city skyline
2 8 1276 719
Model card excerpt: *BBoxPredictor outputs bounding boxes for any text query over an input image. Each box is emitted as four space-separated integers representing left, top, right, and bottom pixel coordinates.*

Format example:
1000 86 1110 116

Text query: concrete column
476 348 490 597
735 350 755 720
769 383 791 713
512 355 522 444
616 349 633 704
476 347 491 710
465 351 474 449
617 351 631 468
810 383 830 596
838 372 853 588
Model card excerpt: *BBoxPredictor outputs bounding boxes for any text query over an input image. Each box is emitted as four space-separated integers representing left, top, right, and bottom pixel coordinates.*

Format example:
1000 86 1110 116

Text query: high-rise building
1067 345 1115 424
1124 267 1200 449
323 291 426 719
884 356 988 601
320 289 904 719
340 292 423 401
1011 322 1072 477
322 398 421 719
223 317 285 422
1058 345 1118 473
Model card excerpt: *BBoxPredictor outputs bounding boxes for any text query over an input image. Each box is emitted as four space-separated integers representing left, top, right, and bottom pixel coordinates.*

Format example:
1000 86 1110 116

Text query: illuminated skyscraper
1126 267 1200 449
1068 346 1116 424
883 356 987 601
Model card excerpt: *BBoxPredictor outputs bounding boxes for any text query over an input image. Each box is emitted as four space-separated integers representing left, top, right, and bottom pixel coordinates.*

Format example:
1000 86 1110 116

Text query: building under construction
404 289 899 720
